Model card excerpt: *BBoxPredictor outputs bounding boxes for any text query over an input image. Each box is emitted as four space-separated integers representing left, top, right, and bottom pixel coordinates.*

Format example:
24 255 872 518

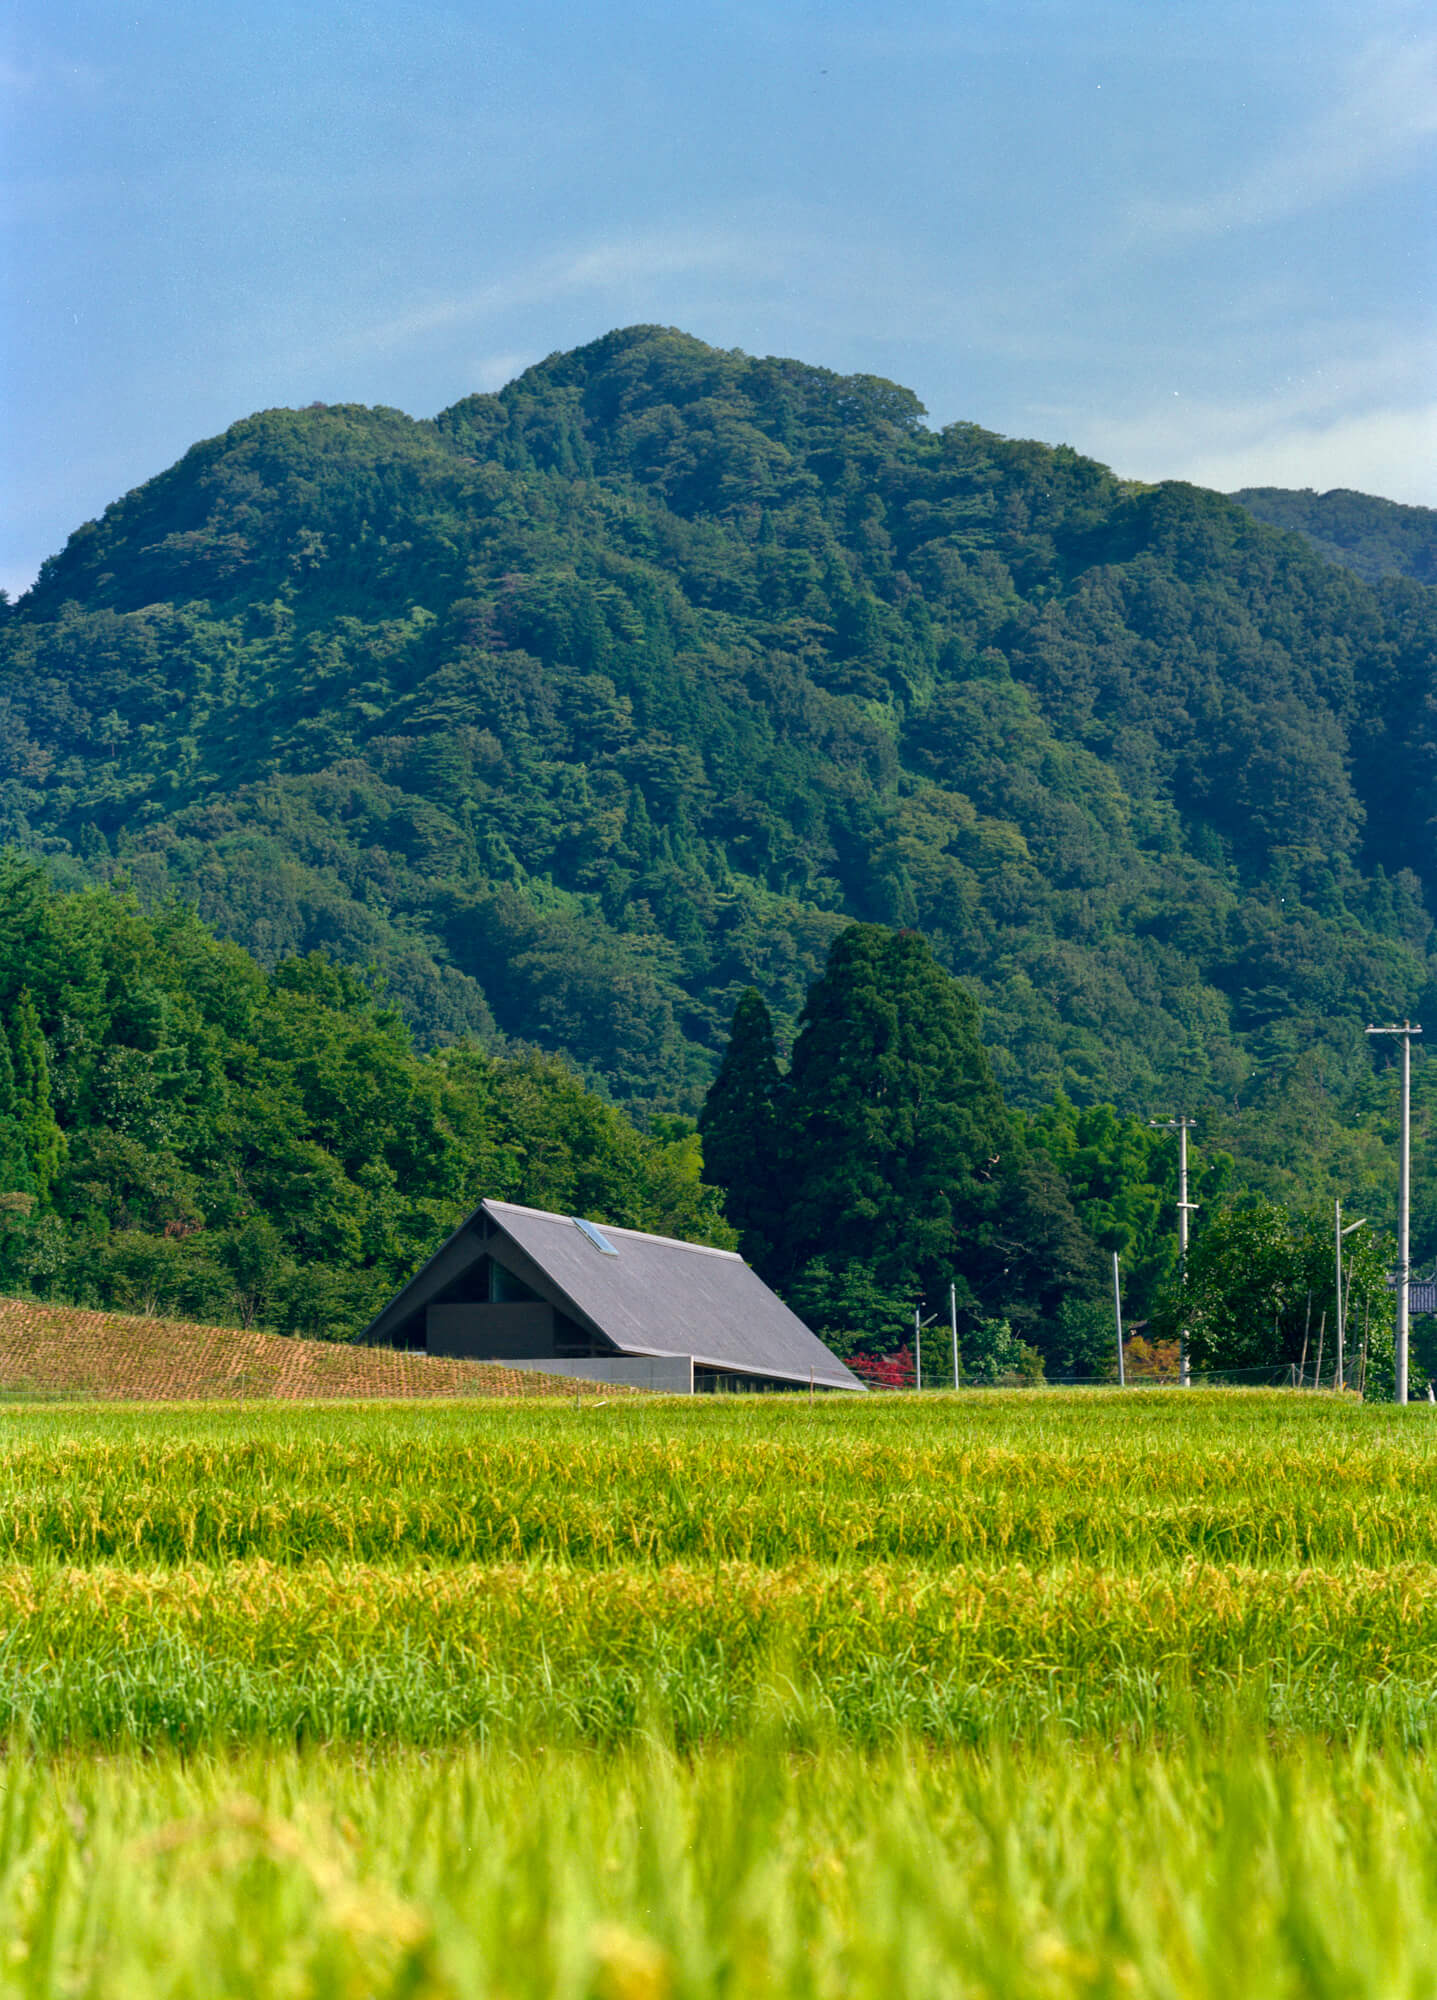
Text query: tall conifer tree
774 925 1103 1360
698 988 785 1266
0 1008 32 1195
776 926 1010 1294
0 1015 16 1122
10 992 63 1199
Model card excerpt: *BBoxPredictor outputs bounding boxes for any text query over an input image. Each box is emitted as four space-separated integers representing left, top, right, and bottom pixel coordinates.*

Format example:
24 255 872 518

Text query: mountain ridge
1230 486 1437 588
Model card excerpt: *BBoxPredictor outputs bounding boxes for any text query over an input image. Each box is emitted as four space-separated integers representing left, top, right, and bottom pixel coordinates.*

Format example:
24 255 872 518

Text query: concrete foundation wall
505 1355 695 1394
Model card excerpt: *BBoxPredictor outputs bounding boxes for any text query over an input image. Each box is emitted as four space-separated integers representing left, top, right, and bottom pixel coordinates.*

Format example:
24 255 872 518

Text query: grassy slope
0 1294 624 1400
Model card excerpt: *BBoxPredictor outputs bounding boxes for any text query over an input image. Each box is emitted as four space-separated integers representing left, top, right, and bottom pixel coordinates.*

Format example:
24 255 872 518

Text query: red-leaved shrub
847 1344 915 1389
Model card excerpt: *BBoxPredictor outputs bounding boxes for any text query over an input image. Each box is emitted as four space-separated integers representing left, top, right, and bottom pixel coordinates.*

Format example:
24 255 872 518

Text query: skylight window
572 1216 619 1256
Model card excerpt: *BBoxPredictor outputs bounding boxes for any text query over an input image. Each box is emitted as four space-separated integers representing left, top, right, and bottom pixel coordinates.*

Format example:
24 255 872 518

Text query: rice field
4 1386 1437 1995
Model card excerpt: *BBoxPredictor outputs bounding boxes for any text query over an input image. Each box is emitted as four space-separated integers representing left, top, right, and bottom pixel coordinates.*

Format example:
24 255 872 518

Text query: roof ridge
483 1199 744 1261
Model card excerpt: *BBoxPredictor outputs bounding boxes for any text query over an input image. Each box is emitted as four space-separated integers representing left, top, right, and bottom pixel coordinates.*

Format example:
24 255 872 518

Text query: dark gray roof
362 1198 864 1391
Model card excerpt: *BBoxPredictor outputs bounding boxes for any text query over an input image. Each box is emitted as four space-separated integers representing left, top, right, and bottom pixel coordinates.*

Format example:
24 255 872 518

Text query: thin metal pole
950 1282 959 1391
1299 1292 1311 1386
1367 1021 1422 1403
1152 1117 1197 1385
1178 1122 1192 1386
1335 1198 1344 1391
1314 1310 1325 1390
1113 1251 1126 1387
914 1304 921 1394
1401 1029 1413 1404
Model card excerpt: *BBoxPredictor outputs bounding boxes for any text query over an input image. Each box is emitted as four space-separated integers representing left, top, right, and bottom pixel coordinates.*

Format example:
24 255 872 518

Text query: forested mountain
1233 487 1437 588
4 327 1437 1233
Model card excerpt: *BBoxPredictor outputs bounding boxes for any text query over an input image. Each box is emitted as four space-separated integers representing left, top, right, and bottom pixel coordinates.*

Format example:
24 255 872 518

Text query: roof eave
685 1349 866 1392
357 1201 487 1346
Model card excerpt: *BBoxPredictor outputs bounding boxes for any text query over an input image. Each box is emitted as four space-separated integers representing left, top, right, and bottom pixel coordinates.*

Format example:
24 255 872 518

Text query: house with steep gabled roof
360 1198 864 1393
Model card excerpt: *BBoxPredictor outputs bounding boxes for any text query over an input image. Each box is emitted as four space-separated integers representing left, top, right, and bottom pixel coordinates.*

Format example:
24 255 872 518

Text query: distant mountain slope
4 328 1436 1165
1232 487 1437 587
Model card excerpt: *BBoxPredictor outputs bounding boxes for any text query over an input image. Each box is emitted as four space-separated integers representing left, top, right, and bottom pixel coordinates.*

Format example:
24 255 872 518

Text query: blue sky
3 0 1434 597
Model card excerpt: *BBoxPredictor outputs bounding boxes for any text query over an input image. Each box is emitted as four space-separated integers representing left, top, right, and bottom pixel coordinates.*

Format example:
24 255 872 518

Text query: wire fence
1051 1364 1315 1390
911 1363 1389 1392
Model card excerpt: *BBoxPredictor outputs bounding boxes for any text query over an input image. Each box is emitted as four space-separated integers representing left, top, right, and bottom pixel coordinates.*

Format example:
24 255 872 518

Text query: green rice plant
0 1391 1433 1571
0 1557 1433 1749
0 1390 1431 1751
0 1392 1426 1745
3 1736 1437 1997
0 1390 1433 1988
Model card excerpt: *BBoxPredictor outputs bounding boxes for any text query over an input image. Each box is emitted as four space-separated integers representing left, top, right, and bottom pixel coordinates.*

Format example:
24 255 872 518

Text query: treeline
0 863 1410 1387
700 925 1113 1379
0 860 729 1335
699 924 1403 1389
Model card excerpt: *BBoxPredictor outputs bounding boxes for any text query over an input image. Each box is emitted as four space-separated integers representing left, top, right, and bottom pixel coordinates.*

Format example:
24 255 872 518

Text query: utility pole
950 1282 959 1391
1336 1199 1344 1391
1334 1203 1369 1393
1151 1117 1198 1385
913 1305 937 1391
1366 1021 1422 1404
1113 1250 1126 1387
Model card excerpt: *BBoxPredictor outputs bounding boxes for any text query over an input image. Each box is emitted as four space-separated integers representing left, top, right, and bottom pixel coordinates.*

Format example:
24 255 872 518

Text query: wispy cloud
341 229 790 361
470 352 534 393
1127 31 1437 243
1176 401 1437 504
1044 333 1437 505
0 50 102 97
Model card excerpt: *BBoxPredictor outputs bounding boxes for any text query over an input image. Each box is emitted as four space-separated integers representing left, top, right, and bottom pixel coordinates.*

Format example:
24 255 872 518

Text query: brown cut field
0 1295 627 1401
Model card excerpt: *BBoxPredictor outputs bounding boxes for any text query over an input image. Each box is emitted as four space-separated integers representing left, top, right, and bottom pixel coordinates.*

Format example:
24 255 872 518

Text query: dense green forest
1233 487 1437 588
0 847 1410 1379
0 858 728 1335
700 930 1107 1372
4 326 1437 1267
698 948 1402 1386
